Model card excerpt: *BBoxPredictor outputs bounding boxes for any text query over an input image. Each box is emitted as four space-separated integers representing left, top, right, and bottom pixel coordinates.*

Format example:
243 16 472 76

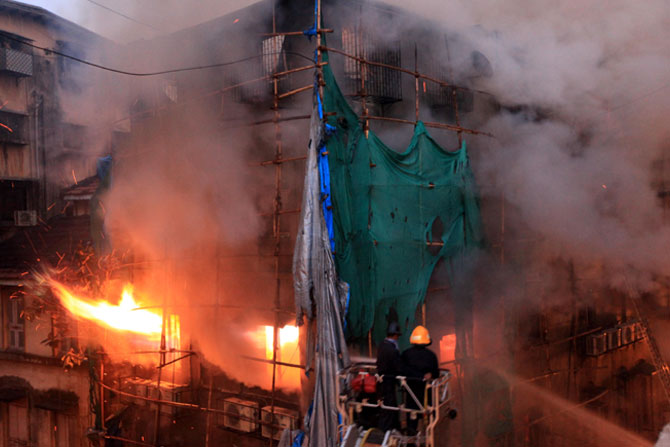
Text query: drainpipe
32 92 45 216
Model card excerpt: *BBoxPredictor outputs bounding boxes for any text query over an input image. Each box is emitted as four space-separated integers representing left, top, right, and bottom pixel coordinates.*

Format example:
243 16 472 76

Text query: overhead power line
0 30 313 76
85 0 158 31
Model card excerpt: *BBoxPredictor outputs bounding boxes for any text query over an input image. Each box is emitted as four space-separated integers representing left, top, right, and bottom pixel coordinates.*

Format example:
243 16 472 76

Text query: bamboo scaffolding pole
260 208 301 217
104 435 154 447
263 29 333 37
364 115 493 137
243 355 306 369
153 269 168 446
414 44 420 123
319 46 491 96
204 375 214 447
223 114 310 129
277 84 313 100
260 155 307 166
269 4 282 444
156 352 194 369
444 35 463 145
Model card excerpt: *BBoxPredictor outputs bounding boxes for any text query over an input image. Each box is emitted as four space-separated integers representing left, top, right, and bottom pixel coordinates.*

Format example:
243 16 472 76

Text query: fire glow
249 324 300 390
49 280 163 339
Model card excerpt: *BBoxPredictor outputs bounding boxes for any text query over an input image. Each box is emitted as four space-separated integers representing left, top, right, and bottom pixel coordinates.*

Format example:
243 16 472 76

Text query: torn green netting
321 56 484 346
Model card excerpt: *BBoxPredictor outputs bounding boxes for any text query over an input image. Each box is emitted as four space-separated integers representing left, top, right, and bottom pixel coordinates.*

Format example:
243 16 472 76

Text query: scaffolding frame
91 1 495 446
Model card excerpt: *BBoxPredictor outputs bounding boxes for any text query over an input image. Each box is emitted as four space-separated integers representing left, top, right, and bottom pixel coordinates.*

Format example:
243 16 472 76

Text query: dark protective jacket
376 338 406 431
401 345 439 381
376 338 404 377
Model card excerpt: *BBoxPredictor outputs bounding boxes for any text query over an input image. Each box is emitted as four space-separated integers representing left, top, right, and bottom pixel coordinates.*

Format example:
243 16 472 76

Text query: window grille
341 26 402 104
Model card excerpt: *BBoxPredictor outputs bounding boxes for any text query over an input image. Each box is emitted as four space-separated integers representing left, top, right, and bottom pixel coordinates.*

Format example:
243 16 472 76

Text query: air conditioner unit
14 210 37 226
585 333 607 356
605 327 622 351
261 406 298 441
219 397 259 433
620 323 635 346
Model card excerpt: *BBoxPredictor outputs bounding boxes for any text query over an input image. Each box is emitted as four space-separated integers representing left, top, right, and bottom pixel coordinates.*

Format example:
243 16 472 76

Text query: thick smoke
385 0 670 284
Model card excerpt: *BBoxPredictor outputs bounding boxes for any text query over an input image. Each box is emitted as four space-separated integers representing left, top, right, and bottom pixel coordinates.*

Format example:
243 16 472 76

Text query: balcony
0 48 33 77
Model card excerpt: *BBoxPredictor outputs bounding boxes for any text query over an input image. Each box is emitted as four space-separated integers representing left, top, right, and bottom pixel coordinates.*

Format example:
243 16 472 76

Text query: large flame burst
49 280 163 339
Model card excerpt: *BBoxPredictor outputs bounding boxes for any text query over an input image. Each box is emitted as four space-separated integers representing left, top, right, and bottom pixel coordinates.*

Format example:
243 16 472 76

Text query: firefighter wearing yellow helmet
401 325 440 435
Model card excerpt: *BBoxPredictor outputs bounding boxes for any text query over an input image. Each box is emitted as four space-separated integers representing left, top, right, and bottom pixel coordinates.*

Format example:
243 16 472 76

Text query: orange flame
49 280 163 338
262 324 300 389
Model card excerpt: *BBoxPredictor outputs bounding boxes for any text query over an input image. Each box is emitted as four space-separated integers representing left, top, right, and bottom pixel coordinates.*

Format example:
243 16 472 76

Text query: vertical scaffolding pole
444 36 463 146
154 255 168 446
269 2 282 445
414 44 420 124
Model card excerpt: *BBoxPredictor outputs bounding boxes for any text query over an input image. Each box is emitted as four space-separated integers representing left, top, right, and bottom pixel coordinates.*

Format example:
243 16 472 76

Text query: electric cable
84 0 158 31
0 30 314 76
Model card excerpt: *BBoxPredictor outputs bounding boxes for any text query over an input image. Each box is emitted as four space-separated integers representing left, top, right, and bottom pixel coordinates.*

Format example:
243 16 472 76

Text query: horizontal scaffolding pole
260 208 301 217
277 84 313 100
262 29 333 37
259 155 307 166
223 114 310 129
319 46 491 96
242 355 305 370
104 435 154 447
157 352 194 369
365 115 493 137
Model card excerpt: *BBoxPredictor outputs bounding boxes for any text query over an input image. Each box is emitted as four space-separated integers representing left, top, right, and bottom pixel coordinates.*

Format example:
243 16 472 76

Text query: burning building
0 0 669 446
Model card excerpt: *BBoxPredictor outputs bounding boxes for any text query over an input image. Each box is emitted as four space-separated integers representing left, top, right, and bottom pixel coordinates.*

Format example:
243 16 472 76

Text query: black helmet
387 321 402 336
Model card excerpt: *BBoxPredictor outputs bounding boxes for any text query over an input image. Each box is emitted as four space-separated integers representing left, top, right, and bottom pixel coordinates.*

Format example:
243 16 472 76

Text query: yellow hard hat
409 325 431 345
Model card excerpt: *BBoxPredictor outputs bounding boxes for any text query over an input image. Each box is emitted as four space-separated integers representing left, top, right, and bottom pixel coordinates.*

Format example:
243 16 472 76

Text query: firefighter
401 325 439 435
376 321 404 432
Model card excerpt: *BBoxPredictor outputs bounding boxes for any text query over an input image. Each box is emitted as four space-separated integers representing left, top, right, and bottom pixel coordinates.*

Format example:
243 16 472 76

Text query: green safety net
321 56 484 346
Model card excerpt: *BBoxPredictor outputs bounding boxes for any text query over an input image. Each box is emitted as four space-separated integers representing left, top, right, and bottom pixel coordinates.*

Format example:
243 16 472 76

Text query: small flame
0 122 13 133
233 18 240 24
72 170 78 185
50 280 162 338
602 184 607 189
